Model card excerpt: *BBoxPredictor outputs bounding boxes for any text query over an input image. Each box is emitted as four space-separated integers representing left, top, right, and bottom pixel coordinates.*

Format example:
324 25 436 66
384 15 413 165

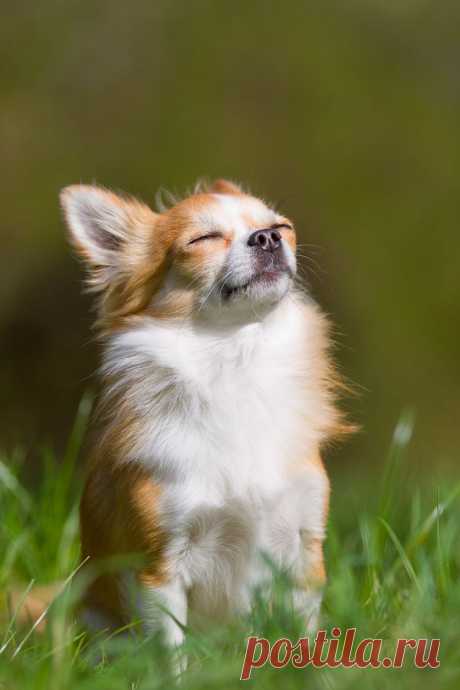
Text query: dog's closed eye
188 232 224 245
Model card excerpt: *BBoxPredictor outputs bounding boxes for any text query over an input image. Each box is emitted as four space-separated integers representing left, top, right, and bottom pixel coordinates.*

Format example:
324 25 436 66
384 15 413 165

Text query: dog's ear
209 179 243 195
60 185 157 270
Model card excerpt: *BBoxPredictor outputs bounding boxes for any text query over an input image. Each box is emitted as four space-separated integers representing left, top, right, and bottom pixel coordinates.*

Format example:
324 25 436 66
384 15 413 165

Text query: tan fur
208 178 243 195
1 584 61 631
80 457 168 625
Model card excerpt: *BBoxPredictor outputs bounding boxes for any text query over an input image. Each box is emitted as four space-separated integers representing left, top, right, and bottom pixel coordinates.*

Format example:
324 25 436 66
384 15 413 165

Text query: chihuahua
61 179 348 645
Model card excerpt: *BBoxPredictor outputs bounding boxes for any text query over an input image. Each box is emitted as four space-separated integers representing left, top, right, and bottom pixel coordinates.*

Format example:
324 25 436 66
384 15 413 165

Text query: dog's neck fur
99 291 337 505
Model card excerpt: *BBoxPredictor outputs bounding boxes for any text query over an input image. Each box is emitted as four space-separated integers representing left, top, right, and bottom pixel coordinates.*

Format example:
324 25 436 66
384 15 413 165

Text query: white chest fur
104 296 330 618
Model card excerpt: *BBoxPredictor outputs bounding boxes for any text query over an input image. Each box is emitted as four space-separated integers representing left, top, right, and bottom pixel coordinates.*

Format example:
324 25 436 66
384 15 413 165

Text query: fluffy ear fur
60 185 157 269
209 179 243 195
60 186 161 324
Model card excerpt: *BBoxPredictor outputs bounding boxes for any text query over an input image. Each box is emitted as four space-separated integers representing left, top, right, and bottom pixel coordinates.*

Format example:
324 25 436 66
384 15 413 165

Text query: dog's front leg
292 534 326 632
137 573 187 672
290 452 329 631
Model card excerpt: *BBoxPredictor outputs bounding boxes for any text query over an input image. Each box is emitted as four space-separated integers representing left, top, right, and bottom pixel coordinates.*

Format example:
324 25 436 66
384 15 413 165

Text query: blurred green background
1 0 459 471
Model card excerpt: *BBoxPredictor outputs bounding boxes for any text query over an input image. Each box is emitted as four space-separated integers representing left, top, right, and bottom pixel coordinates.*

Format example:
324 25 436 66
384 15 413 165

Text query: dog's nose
247 229 282 252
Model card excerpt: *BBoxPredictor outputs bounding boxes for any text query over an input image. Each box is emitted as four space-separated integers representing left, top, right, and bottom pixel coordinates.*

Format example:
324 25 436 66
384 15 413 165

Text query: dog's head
61 179 297 328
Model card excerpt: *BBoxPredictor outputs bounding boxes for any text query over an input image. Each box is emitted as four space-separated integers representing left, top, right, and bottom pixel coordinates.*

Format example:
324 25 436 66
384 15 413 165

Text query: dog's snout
247 229 282 252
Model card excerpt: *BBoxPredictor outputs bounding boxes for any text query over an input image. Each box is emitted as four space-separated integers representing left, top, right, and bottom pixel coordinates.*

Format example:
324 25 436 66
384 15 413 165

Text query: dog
60 178 349 645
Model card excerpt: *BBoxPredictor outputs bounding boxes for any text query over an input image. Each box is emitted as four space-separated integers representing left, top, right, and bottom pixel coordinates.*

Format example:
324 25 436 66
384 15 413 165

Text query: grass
0 401 459 689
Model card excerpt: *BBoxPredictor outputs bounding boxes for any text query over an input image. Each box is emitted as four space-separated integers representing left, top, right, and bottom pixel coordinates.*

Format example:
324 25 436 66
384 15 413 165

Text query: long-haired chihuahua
60 178 349 646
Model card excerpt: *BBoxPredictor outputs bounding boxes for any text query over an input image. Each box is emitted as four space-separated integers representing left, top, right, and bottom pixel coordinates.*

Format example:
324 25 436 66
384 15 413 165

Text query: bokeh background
1 0 459 473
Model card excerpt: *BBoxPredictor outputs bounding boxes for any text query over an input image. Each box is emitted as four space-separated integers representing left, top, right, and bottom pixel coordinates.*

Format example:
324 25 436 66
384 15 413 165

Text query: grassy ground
0 400 459 689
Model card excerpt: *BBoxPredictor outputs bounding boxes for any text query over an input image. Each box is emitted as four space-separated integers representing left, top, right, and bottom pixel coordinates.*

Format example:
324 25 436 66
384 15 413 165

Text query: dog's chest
137 321 310 502
135 318 327 577
105 306 329 608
